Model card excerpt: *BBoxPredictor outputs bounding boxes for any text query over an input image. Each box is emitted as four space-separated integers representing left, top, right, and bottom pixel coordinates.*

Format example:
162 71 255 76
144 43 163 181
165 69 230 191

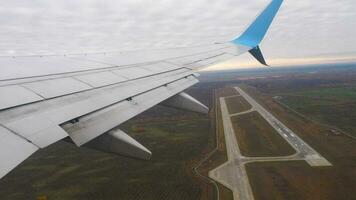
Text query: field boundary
193 89 220 200
274 99 356 140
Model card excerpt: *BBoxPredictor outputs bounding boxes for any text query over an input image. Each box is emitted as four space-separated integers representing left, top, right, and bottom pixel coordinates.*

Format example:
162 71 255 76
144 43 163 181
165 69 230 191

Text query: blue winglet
232 0 283 47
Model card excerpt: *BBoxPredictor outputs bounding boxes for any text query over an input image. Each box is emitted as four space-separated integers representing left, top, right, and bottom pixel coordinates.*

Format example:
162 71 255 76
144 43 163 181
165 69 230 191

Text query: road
209 87 331 200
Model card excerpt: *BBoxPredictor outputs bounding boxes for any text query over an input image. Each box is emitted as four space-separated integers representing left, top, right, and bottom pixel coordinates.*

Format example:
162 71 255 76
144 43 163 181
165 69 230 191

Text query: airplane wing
0 0 283 178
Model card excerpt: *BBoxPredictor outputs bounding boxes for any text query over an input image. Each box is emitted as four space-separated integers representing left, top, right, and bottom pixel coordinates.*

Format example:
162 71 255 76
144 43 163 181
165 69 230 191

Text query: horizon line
202 54 356 71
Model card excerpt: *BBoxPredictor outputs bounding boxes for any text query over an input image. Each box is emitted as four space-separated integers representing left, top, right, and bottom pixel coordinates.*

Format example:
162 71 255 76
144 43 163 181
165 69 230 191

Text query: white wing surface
0 0 283 178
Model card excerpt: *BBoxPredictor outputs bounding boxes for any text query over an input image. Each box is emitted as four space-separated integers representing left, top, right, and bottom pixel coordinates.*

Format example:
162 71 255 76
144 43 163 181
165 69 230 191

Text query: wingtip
231 0 284 48
248 46 269 66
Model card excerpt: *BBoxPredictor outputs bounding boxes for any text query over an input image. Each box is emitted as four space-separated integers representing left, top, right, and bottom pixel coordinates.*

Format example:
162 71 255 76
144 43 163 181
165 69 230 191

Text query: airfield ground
209 86 331 200
225 96 251 114
239 72 356 200
231 111 295 157
203 67 356 200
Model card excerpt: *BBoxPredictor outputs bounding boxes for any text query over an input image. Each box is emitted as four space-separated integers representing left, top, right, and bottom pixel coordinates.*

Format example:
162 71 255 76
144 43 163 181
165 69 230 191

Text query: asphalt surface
209 97 255 200
209 86 331 200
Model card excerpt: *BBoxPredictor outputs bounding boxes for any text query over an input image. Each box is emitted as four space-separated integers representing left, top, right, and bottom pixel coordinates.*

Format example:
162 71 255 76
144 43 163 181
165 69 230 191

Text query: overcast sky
0 0 355 68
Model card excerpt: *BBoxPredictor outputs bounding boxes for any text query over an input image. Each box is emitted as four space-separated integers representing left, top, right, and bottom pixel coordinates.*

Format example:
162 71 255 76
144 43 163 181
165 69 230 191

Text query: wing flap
0 126 38 178
0 68 194 148
63 76 198 146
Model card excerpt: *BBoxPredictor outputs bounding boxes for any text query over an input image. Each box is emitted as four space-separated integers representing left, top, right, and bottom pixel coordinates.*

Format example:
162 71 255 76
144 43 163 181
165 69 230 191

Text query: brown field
215 87 237 97
225 96 251 114
246 161 356 200
231 111 295 157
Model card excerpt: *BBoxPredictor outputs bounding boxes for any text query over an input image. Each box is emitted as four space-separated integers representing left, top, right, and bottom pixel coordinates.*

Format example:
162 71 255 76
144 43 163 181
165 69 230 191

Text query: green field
278 87 356 136
225 96 251 114
231 111 295 157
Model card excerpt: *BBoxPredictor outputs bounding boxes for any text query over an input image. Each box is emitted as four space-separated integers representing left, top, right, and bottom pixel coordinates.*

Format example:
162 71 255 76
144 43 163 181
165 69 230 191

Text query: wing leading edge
0 0 284 179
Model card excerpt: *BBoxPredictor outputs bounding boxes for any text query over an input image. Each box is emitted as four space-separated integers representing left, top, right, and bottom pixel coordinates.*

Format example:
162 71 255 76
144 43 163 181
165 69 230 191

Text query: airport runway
209 86 331 200
235 87 332 167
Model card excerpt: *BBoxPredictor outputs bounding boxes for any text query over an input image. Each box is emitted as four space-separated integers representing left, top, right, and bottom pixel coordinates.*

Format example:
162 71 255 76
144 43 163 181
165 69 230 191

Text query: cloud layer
0 0 355 59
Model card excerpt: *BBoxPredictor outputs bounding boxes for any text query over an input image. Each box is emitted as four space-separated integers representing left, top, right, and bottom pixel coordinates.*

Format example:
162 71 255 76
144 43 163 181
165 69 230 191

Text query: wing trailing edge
0 126 38 179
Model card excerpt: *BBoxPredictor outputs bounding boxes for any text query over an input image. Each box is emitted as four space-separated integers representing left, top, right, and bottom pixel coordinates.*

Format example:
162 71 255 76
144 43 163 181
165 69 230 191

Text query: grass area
278 87 356 137
231 111 295 157
217 183 234 200
215 87 237 97
290 87 356 100
225 96 251 114
246 161 356 200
